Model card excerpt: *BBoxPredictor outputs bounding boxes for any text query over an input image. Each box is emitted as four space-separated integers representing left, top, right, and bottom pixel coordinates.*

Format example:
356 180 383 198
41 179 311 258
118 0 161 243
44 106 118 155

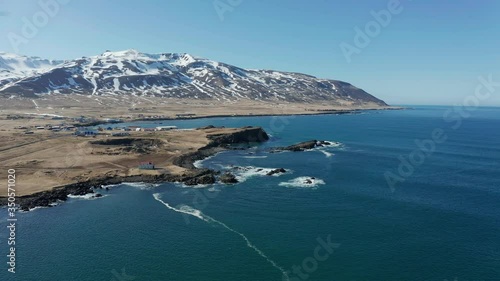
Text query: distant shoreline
80 106 405 127
134 107 405 121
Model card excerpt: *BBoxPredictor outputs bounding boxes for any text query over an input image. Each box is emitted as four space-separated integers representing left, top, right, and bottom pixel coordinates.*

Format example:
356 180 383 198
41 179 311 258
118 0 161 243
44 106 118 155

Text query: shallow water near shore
1 106 500 281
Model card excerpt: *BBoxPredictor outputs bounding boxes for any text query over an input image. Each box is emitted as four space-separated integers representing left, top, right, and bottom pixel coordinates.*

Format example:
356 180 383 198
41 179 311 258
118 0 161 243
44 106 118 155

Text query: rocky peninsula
0 126 269 211
272 140 336 152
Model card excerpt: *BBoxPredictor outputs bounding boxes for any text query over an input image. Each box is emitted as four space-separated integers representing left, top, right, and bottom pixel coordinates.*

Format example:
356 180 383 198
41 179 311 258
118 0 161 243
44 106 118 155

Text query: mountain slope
0 50 387 106
0 52 64 88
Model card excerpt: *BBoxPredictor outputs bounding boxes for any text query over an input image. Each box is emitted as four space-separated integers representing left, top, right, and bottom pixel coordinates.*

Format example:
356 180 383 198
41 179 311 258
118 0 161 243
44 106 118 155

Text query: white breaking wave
193 155 216 168
101 184 120 189
242 156 268 159
319 150 334 158
321 140 343 148
312 140 343 158
279 177 325 188
227 166 288 182
178 183 212 189
67 193 106 200
207 187 220 192
23 201 60 212
299 141 344 152
122 182 160 190
153 193 290 280
27 206 49 212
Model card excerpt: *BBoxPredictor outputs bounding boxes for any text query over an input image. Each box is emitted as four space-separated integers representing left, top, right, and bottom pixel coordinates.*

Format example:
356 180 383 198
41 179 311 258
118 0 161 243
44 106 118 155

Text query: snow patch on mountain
0 50 387 106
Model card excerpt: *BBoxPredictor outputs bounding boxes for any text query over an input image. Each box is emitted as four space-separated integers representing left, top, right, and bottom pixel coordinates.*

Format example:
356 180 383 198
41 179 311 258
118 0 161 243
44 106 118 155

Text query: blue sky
1 0 499 106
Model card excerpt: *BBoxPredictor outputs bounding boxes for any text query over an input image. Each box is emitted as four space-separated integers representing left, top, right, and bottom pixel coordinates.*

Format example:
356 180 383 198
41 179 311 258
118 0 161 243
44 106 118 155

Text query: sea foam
312 140 343 158
242 156 268 159
279 177 325 188
193 153 221 168
122 182 160 190
67 193 106 200
228 166 289 182
153 193 290 280
319 150 334 158
321 140 343 148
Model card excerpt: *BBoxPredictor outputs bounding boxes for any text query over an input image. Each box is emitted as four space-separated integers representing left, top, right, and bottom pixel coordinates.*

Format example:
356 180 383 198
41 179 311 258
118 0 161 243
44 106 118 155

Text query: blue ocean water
1 106 500 281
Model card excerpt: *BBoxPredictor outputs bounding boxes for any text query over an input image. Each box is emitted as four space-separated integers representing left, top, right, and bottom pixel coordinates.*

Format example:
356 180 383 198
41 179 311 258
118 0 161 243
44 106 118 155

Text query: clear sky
1 0 499 106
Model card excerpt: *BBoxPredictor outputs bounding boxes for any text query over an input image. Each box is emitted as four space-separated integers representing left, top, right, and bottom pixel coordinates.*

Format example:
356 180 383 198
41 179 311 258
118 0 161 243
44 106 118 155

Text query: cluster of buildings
15 124 77 134
73 125 178 137
97 125 177 132
135 113 197 119
129 126 178 131
136 114 169 120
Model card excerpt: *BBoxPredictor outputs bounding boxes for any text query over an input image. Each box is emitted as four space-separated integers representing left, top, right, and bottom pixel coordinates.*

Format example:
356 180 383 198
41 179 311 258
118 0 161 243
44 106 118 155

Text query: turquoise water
1 106 500 281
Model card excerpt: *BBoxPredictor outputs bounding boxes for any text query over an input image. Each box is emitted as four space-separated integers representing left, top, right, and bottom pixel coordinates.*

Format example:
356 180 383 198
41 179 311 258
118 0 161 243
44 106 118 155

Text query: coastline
0 126 269 211
0 106 405 211
132 106 404 122
77 106 405 127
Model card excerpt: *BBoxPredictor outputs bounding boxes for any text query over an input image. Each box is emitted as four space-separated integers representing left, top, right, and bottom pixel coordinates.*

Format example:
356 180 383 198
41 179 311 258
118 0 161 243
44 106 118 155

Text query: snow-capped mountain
0 52 64 88
0 49 386 106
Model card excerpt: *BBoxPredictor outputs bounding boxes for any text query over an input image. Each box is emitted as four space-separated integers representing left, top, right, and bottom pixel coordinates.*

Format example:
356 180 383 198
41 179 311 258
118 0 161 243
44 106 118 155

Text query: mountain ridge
0 49 387 107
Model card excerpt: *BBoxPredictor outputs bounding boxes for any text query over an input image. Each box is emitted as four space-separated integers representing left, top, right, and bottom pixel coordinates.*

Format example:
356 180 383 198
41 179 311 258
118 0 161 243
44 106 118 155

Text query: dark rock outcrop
219 173 239 184
266 168 287 176
197 125 216 130
206 127 269 147
1 169 220 211
183 170 216 186
173 127 269 169
272 140 332 152
173 147 225 169
0 182 95 211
